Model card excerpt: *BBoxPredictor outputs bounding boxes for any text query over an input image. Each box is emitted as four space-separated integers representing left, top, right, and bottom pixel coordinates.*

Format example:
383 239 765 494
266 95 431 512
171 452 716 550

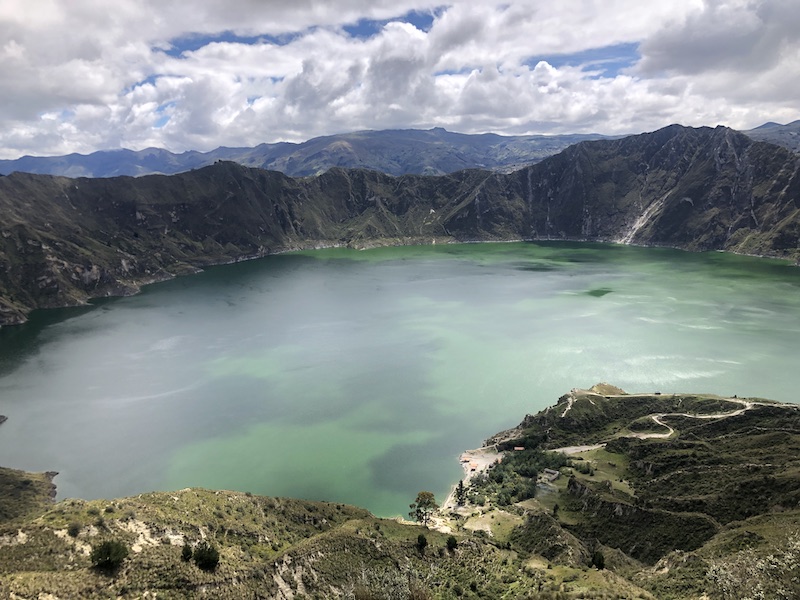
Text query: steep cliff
2 125 799 326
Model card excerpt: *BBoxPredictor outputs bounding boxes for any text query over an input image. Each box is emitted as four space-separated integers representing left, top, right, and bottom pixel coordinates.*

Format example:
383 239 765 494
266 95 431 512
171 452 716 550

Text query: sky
1 0 799 159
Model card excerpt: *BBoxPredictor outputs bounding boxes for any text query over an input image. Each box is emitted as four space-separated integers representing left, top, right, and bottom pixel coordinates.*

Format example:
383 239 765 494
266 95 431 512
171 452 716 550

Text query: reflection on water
0 241 799 517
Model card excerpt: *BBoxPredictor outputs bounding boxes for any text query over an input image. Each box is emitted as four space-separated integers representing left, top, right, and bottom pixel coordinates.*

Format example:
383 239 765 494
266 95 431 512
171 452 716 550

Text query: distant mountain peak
743 120 800 153
752 121 783 130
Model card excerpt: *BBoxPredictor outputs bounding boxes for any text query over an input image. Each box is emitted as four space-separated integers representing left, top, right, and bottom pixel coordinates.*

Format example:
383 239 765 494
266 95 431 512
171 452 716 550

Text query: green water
1 242 799 517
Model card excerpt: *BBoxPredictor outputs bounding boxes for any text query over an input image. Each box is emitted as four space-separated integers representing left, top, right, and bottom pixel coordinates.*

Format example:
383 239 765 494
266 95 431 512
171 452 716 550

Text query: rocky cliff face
477 124 800 252
1 125 799 326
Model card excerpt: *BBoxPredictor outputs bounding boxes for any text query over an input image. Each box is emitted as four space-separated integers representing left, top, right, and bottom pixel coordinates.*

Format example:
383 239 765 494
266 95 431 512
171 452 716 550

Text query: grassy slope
0 487 652 599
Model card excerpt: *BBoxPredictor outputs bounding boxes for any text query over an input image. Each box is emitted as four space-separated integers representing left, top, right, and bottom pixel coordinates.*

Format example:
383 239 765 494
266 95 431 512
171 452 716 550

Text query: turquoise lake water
1 241 799 517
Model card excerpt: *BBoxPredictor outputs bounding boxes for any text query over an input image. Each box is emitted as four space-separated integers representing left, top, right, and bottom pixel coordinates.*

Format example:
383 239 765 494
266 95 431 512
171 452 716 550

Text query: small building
513 446 525 451
543 468 561 482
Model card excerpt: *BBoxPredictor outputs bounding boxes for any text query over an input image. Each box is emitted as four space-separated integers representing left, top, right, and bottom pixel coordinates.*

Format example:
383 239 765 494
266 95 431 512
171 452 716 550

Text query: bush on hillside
90 540 129 572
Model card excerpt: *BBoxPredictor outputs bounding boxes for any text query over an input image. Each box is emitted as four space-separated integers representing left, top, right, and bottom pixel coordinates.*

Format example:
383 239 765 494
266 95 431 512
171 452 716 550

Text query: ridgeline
2 124 800 327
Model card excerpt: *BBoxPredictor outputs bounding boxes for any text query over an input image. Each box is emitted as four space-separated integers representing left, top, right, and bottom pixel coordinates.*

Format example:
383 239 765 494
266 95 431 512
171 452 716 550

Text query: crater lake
1 241 799 517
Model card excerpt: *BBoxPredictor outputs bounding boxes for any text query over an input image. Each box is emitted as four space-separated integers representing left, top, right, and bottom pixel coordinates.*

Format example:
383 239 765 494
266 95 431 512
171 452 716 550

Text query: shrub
67 522 81 538
591 549 605 569
416 534 428 554
447 535 458 551
193 541 220 571
181 543 193 562
90 540 129 572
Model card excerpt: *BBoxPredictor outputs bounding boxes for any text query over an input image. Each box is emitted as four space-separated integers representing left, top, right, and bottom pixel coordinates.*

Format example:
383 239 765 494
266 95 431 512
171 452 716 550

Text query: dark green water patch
586 288 614 297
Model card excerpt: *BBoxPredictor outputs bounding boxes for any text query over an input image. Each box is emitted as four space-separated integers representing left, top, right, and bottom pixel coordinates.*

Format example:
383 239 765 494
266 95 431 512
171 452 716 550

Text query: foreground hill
0 128 608 179
1 385 798 599
1 124 799 326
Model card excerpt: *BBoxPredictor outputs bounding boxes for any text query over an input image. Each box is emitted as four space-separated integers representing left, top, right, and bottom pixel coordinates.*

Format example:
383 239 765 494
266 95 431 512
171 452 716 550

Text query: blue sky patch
342 8 440 39
433 66 474 77
153 101 176 128
525 42 640 78
154 114 170 129
164 30 301 57
124 74 160 95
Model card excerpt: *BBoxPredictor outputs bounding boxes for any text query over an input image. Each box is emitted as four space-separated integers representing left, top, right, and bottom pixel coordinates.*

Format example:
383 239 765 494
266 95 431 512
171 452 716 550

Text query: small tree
67 522 81 538
416 533 428 554
455 480 467 506
446 535 458 551
193 541 219 571
181 542 193 562
591 549 605 570
90 540 129 572
409 491 438 526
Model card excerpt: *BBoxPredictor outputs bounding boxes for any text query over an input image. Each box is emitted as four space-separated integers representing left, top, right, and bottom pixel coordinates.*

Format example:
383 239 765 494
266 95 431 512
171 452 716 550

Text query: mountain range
0 122 797 181
1 123 799 327
0 128 610 179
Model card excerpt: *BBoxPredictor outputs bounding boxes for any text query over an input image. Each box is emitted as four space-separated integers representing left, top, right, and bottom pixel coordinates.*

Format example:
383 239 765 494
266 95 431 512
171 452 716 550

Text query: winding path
553 397 796 451
628 397 759 439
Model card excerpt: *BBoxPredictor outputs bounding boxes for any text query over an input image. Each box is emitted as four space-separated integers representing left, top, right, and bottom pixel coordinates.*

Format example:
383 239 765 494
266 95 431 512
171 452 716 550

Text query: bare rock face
1 124 799 326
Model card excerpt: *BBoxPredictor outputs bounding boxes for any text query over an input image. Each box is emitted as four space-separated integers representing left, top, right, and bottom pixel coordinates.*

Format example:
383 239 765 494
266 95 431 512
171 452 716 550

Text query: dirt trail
630 398 760 439
552 444 606 454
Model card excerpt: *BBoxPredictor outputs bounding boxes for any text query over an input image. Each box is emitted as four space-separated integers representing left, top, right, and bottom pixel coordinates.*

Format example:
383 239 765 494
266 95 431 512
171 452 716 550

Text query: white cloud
0 0 798 158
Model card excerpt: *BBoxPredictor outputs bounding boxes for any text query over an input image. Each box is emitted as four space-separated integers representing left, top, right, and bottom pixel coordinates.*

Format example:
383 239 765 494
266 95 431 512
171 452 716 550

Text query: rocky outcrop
2 125 799 326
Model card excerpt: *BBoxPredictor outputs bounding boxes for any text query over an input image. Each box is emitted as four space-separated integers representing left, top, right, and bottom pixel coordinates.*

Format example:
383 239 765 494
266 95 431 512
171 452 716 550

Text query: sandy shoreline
440 442 607 511
442 445 504 510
